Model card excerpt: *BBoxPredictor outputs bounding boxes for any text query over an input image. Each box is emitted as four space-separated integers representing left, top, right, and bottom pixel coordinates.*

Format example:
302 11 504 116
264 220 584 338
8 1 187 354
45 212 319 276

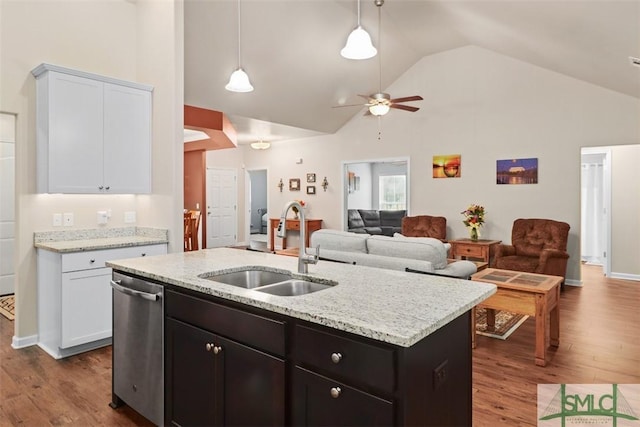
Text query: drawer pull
330 352 342 364
90 259 96 263
206 343 214 352
330 387 341 398
213 345 223 355
141 253 147 257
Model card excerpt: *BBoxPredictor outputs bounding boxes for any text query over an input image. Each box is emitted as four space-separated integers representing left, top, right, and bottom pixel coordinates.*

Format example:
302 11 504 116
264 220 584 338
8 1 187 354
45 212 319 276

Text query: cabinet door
292 367 394 427
103 83 151 193
60 267 112 348
48 72 104 193
217 335 285 426
166 319 217 426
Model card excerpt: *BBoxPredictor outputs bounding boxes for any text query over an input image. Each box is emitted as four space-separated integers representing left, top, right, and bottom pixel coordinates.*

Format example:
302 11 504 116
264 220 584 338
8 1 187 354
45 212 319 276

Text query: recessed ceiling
185 0 640 145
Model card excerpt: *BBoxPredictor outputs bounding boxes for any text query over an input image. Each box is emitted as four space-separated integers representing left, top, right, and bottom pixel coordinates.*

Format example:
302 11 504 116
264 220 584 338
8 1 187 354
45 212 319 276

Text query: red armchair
401 215 447 241
494 218 570 280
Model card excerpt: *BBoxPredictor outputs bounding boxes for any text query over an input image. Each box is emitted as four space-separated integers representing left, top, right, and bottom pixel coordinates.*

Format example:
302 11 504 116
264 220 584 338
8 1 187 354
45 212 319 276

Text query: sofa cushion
347 209 365 230
394 233 451 259
358 209 381 227
366 235 448 269
379 210 406 227
310 229 368 253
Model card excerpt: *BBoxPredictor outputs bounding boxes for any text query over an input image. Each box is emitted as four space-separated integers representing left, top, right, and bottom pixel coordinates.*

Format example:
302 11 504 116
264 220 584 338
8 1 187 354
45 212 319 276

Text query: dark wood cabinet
165 292 286 426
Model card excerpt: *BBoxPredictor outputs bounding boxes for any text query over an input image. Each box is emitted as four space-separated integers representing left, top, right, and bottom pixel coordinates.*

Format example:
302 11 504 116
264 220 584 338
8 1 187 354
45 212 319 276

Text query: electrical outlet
97 211 109 225
52 213 62 227
433 360 448 390
124 211 136 223
63 212 74 227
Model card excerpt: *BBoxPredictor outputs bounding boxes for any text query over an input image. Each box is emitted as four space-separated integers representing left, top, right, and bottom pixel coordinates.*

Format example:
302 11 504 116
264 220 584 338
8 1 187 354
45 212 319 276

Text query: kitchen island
107 247 495 426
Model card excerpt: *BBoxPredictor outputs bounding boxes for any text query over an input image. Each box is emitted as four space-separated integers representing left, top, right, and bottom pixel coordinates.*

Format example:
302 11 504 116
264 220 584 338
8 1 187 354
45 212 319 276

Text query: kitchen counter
34 226 168 253
107 247 495 347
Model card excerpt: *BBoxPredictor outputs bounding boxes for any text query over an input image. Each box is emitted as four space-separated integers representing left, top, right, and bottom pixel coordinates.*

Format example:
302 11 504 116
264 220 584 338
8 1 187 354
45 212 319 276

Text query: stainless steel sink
199 269 291 289
255 280 333 296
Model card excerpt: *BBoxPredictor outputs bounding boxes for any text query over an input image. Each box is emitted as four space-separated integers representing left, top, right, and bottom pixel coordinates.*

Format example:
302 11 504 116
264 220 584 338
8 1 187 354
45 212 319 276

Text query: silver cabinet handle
89 259 96 263
331 352 342 364
206 343 214 352
330 387 341 398
141 253 146 257
105 186 110 190
110 280 161 301
98 186 104 190
213 345 223 355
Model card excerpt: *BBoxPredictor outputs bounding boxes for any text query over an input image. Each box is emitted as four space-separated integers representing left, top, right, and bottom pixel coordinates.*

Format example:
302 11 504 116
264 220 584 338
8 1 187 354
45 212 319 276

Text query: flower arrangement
461 204 485 240
292 199 306 218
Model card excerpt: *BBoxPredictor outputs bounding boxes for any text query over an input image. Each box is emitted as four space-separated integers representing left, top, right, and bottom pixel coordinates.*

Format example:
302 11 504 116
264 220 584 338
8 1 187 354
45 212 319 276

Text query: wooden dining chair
188 210 201 250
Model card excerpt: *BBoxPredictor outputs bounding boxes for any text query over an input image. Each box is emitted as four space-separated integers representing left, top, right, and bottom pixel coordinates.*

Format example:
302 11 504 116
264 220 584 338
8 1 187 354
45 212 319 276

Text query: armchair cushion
401 215 447 241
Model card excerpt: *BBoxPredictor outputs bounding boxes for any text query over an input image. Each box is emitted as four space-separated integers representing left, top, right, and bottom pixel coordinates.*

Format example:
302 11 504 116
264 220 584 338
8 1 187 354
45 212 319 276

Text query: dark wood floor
0 265 638 426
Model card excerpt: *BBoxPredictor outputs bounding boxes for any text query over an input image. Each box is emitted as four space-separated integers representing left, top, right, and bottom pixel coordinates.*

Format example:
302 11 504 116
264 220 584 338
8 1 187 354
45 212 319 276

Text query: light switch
97 211 109 225
63 213 74 227
53 213 62 227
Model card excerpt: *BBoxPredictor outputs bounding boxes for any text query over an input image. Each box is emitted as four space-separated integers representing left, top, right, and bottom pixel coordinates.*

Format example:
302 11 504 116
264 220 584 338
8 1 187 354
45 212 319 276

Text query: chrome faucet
277 201 319 274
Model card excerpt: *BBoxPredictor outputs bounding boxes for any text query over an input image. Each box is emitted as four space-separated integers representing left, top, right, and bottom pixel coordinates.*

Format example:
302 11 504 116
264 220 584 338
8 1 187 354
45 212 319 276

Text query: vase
469 227 478 241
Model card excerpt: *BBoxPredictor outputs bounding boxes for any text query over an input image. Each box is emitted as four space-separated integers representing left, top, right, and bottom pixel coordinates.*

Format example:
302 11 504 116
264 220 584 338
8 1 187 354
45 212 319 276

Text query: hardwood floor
0 264 638 426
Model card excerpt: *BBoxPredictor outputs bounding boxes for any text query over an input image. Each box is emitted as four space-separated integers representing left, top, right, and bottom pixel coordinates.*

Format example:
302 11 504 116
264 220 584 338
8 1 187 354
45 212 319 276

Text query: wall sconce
277 178 284 192
321 177 329 192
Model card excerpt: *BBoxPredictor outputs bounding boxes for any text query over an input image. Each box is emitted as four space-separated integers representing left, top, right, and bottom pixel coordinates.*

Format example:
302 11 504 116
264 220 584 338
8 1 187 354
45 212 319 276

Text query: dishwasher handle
110 280 161 302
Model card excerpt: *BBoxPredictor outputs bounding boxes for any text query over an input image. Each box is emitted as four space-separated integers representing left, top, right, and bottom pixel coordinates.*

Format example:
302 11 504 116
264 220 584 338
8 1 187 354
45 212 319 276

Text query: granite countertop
34 227 169 253
107 247 496 348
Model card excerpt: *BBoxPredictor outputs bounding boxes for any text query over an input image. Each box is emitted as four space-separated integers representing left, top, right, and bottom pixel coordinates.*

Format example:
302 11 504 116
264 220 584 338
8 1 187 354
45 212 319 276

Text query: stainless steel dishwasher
110 271 164 426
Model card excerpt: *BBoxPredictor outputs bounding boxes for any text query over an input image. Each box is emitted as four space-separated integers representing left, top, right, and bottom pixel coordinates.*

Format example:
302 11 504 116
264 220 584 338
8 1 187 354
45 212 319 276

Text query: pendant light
226 0 254 92
250 140 271 150
341 0 377 60
369 0 387 116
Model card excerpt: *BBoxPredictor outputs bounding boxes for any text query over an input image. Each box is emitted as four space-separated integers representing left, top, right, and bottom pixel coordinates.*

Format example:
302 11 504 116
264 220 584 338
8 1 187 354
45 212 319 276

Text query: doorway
580 147 611 277
205 168 237 248
246 169 268 251
0 112 16 296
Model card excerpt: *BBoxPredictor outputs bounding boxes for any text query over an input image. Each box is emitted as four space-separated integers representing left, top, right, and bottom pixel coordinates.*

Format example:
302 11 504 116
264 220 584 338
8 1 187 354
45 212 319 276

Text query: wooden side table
450 239 501 267
269 218 322 252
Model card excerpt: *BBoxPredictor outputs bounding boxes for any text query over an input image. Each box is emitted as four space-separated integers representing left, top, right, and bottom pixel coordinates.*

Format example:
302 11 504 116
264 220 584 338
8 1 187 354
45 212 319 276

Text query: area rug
0 295 15 321
475 307 528 340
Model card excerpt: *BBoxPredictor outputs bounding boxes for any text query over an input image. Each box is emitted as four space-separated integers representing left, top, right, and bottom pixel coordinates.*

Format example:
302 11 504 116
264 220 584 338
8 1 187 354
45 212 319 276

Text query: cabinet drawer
455 244 483 258
166 290 285 356
61 244 166 272
293 325 395 392
287 221 301 231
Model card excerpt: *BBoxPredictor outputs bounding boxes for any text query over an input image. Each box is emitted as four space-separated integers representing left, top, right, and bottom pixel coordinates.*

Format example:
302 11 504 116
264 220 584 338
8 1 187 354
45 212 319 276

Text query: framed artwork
496 158 538 184
307 173 316 183
306 185 316 195
347 171 356 193
289 178 300 191
433 154 461 178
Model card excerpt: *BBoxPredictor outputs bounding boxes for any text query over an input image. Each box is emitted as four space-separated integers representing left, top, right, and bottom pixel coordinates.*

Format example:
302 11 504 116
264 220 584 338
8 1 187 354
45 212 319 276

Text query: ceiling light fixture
369 103 389 116
341 0 377 60
250 140 270 150
368 0 387 117
226 0 253 92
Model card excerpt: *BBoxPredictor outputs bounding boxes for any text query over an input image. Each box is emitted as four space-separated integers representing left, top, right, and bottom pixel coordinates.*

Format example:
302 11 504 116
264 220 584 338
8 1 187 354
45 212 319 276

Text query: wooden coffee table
470 268 562 366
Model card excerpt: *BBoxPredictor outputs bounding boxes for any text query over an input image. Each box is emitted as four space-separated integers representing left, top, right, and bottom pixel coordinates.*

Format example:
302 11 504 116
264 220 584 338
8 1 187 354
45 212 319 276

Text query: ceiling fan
335 0 423 117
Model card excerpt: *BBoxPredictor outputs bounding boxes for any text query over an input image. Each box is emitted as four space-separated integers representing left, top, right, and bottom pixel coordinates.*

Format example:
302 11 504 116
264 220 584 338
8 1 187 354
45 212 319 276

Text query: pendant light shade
250 140 270 150
226 0 254 92
341 0 377 60
226 68 253 92
368 103 389 116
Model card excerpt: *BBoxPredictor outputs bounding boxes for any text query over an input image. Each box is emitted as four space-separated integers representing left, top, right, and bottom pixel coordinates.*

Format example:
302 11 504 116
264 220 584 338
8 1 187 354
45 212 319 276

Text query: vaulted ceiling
184 0 640 145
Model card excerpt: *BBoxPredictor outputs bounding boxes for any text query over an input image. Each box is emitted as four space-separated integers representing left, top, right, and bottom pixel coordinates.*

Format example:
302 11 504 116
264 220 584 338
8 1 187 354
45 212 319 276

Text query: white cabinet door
60 267 113 348
47 72 104 193
103 83 151 193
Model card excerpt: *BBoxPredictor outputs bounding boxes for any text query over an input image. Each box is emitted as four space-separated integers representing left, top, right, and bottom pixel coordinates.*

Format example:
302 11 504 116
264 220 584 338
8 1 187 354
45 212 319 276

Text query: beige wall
0 0 183 341
235 46 640 283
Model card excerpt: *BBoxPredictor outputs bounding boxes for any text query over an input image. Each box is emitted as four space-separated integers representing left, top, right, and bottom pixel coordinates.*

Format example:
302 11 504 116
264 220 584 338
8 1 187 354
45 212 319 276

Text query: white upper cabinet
32 64 153 194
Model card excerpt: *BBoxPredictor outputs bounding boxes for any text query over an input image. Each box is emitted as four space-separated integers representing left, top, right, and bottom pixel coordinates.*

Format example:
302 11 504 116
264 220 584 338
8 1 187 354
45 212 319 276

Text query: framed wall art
307 173 316 183
306 185 316 195
433 154 461 178
289 178 301 191
496 158 538 184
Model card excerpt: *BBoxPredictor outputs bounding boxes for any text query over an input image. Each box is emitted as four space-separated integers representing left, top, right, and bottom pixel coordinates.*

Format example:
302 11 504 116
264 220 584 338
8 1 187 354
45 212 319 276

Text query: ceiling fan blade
357 94 373 100
389 95 423 103
390 104 420 112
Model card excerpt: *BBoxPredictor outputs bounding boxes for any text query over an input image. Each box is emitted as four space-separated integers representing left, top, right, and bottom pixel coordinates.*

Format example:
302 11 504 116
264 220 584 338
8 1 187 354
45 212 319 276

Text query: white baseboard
610 272 640 282
12 334 38 349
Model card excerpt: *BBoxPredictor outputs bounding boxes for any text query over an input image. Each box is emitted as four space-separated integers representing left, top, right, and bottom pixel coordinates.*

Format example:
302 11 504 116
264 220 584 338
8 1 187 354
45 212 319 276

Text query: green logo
539 384 639 426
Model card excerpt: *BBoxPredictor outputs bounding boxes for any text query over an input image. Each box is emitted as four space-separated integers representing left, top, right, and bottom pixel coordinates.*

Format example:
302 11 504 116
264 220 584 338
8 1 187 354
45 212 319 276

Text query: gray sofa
348 209 406 236
310 229 477 279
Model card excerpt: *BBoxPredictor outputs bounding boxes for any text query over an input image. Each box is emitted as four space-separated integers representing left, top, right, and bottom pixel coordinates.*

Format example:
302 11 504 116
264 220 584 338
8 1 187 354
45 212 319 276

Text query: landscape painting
433 154 461 178
496 158 538 184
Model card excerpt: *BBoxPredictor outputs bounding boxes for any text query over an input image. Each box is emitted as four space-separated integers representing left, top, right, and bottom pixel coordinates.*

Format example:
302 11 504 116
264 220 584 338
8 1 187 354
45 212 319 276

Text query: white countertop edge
35 236 168 253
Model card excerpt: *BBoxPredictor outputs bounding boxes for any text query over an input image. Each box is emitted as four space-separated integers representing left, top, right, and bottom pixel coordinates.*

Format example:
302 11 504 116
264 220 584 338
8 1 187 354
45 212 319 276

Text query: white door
206 168 237 248
0 113 16 295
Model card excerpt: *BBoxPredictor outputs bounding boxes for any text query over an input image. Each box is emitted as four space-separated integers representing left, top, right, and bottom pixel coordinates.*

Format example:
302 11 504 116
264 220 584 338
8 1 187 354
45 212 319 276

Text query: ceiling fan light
225 68 254 92
369 103 390 116
250 140 271 150
341 26 377 60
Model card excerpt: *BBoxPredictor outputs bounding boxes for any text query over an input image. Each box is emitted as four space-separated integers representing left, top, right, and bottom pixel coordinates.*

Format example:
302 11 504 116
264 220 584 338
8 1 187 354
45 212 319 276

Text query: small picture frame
306 185 316 195
289 178 300 191
307 173 316 183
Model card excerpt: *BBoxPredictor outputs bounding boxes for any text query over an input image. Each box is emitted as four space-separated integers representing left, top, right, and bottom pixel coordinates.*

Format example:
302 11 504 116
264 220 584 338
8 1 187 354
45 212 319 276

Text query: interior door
0 113 16 295
206 168 237 248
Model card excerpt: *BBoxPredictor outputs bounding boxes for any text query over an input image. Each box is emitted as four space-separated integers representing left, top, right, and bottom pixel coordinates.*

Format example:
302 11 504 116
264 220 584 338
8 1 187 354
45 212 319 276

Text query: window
379 175 406 210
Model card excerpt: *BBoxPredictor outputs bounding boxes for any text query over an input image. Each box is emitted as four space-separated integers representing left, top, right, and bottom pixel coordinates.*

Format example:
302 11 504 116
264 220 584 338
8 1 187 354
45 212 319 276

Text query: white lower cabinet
37 243 167 359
